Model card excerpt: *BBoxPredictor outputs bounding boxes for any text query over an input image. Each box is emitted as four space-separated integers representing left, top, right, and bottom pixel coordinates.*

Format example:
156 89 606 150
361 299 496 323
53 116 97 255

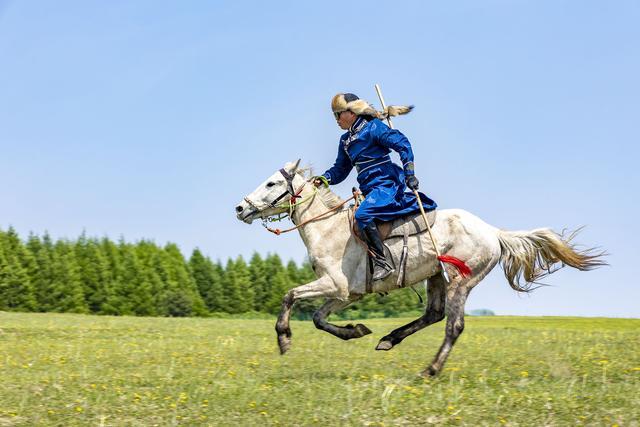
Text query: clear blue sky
1 1 638 317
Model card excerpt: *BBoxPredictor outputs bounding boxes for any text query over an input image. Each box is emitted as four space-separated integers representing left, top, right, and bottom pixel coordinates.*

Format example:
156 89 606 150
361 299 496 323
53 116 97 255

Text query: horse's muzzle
235 202 255 224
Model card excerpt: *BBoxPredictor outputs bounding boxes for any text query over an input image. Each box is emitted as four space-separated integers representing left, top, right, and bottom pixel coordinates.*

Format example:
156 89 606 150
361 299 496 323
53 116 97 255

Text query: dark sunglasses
334 111 344 120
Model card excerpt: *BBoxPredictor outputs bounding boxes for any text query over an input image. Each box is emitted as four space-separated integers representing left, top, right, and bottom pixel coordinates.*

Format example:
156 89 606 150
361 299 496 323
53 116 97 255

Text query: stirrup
372 261 395 281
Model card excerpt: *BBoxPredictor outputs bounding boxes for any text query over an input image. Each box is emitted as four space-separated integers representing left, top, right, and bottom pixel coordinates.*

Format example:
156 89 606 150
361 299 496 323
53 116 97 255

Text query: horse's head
235 159 306 224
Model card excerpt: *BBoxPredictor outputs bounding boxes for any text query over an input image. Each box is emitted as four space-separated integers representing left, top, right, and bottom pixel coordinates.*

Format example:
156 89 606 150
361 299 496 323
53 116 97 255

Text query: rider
314 93 437 281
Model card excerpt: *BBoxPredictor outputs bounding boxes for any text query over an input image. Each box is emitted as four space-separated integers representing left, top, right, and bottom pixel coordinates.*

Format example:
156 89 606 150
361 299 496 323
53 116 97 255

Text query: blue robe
322 117 437 229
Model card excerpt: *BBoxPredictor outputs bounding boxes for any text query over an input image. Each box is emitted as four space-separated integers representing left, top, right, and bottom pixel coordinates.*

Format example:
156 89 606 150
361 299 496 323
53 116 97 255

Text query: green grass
0 312 638 426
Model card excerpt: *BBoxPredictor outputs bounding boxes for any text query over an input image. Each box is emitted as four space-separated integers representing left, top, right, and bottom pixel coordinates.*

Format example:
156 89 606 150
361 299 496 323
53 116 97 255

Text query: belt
355 156 391 174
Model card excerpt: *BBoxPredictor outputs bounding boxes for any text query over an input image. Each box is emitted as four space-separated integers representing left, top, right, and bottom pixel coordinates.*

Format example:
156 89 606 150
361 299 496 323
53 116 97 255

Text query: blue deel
322 117 437 229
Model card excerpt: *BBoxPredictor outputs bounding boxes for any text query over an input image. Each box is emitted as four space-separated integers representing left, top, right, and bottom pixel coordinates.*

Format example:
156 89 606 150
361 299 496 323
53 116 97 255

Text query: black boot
362 222 395 281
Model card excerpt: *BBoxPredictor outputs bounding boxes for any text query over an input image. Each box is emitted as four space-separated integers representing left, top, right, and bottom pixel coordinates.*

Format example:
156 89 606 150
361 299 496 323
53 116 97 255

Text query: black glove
405 175 419 190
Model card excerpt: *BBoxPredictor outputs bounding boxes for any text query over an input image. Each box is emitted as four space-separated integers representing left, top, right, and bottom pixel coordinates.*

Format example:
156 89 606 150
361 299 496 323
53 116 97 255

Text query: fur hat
331 93 413 120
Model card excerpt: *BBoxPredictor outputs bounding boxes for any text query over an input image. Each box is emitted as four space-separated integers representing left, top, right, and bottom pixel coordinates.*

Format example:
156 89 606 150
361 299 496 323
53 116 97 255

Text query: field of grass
1 312 638 426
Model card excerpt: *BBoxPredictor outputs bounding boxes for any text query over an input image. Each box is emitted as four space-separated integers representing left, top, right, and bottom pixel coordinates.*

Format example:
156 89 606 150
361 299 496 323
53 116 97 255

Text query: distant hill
467 309 495 316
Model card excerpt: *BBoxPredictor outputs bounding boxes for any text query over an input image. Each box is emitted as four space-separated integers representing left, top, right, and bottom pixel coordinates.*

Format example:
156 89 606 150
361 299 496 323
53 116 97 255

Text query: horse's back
433 208 501 251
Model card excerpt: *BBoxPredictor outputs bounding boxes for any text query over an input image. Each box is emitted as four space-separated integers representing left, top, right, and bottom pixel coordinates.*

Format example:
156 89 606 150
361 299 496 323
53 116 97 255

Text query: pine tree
0 245 35 311
28 232 57 312
119 243 154 316
158 243 207 317
74 235 110 314
99 237 124 315
134 240 167 315
262 254 293 314
286 259 299 284
298 259 316 283
0 228 37 311
221 256 254 314
209 261 225 312
47 240 88 313
189 249 224 313
265 269 292 314
248 252 268 312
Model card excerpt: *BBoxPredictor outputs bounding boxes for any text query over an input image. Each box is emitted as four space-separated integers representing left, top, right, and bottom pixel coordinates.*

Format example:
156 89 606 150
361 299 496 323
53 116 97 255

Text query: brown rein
264 189 355 235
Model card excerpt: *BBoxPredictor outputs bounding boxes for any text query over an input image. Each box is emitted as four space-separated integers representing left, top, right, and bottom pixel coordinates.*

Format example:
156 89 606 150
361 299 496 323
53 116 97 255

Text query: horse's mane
298 165 345 209
317 186 345 209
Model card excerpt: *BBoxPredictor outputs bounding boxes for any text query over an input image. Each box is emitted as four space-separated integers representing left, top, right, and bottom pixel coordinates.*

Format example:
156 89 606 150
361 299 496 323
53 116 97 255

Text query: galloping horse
235 160 605 376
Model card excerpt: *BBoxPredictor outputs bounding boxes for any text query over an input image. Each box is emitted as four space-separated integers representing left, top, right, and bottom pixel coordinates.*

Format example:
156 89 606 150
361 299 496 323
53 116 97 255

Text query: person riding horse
314 93 437 281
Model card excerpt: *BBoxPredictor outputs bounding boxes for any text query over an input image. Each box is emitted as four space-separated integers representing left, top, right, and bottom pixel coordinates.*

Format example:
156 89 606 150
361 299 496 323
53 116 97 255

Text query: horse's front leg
275 275 338 354
312 297 371 340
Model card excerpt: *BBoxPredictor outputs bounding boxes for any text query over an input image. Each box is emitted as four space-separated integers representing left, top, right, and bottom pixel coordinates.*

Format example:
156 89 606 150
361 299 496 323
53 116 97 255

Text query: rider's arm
322 140 353 185
370 119 415 175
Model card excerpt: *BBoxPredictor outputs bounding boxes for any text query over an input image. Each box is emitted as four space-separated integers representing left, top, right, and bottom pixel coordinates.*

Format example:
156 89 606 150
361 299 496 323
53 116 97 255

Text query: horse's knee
275 317 290 334
275 292 295 334
447 316 465 337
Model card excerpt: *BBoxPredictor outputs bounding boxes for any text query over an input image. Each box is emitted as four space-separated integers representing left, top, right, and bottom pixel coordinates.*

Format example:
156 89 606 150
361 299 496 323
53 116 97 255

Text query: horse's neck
291 185 350 255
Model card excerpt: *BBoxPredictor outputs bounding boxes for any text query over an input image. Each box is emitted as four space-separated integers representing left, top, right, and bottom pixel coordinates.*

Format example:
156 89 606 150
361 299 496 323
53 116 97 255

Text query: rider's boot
362 222 395 281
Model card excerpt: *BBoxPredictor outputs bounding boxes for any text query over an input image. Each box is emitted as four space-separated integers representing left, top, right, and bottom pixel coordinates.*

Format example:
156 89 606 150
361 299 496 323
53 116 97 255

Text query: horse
235 160 606 376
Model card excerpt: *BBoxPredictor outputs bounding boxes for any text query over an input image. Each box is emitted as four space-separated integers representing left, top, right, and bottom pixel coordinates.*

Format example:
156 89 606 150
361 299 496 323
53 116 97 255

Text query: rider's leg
355 207 394 281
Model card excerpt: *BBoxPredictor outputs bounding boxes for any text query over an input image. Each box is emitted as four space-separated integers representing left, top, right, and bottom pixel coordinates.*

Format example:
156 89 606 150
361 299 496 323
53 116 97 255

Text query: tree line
0 227 425 318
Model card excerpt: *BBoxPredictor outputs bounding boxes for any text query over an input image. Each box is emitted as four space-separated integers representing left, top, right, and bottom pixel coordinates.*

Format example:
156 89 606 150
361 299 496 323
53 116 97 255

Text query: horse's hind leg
313 297 372 340
422 251 500 376
421 285 469 377
375 274 446 351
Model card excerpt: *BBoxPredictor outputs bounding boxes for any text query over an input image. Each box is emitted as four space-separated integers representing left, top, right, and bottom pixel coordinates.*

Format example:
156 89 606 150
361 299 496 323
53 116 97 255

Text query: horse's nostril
235 205 243 213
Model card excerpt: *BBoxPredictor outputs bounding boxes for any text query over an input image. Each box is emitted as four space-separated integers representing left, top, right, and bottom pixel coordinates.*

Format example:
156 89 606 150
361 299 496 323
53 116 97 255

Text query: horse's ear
290 158 301 173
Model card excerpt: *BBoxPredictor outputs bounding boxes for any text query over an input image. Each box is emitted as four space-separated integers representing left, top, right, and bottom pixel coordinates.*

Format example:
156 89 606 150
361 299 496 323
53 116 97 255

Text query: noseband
243 168 304 216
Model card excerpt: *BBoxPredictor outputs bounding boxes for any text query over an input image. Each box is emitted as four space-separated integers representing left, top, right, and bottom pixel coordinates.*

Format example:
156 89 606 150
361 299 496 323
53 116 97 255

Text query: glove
312 175 329 188
405 175 419 190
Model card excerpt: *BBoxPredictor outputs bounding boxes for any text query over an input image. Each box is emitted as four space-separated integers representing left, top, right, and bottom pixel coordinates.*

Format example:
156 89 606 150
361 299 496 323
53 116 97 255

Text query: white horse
235 160 605 376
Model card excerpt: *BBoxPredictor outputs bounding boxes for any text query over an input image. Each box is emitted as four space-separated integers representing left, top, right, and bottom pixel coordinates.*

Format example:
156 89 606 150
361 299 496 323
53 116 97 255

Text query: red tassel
267 227 282 235
438 254 472 278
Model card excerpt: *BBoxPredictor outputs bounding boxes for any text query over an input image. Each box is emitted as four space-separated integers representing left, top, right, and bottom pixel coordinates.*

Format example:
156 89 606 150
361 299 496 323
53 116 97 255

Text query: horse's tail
496 228 607 292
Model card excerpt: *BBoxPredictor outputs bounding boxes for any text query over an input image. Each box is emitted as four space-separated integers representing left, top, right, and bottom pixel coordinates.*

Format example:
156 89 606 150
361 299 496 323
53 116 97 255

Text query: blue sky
1 1 638 317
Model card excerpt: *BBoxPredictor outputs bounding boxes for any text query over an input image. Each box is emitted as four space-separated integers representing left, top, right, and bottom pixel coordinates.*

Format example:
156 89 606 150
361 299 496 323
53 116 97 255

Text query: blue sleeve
370 119 416 175
322 140 353 185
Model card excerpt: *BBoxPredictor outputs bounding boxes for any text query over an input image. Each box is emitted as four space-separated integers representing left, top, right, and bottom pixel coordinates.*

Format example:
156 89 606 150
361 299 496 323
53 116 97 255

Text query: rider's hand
405 175 419 191
312 176 329 188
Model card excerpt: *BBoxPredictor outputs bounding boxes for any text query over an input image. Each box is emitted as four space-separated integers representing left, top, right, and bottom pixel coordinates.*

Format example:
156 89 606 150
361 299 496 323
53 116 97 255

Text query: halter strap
268 168 297 208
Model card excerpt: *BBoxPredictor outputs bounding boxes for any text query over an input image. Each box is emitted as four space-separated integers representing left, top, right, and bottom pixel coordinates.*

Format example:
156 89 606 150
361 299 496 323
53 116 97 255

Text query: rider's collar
349 116 368 134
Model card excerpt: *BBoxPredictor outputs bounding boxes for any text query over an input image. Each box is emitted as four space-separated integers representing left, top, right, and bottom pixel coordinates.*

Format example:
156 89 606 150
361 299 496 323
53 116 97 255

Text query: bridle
242 168 305 220
243 168 355 235
267 168 301 209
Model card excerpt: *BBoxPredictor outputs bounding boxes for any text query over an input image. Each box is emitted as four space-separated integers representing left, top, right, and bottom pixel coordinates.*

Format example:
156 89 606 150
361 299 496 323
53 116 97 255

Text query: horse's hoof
375 340 393 351
420 366 439 377
355 324 372 337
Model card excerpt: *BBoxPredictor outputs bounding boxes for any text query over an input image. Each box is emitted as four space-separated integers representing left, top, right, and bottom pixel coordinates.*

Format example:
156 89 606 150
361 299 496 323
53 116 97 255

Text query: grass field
0 312 638 426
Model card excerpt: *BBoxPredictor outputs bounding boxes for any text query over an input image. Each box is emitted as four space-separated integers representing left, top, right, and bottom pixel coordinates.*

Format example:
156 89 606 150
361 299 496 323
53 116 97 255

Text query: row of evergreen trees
0 227 425 318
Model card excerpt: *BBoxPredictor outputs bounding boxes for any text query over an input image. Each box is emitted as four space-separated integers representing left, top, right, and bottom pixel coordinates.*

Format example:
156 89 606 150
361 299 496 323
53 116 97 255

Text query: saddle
378 209 437 241
354 208 437 293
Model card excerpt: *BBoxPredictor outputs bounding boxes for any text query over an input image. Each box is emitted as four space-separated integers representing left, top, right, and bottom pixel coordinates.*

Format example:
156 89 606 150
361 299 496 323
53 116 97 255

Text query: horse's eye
266 182 276 188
